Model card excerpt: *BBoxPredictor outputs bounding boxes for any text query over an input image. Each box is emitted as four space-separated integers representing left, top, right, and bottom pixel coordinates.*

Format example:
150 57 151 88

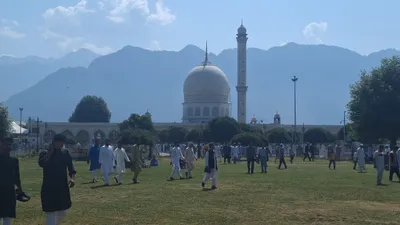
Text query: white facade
236 22 248 124
182 43 231 123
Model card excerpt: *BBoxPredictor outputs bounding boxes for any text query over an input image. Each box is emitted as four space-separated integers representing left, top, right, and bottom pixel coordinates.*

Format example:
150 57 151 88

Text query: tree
303 127 335 143
185 128 203 142
0 104 11 139
336 123 356 142
267 128 291 144
118 113 156 145
208 117 240 143
69 95 111 123
157 130 168 143
231 132 267 146
119 113 154 132
348 56 400 146
166 126 188 143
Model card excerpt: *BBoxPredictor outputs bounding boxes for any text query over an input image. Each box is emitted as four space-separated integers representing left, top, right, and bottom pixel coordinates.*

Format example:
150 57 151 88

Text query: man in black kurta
0 137 29 225
38 134 76 225
222 144 232 164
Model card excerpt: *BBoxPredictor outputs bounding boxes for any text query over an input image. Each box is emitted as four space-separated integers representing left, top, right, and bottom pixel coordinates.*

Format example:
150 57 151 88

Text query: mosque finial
241 18 243 25
202 40 210 66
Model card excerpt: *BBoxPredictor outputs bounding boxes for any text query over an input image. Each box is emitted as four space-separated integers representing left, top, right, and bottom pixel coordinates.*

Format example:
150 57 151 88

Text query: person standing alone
246 144 256 174
38 134 76 225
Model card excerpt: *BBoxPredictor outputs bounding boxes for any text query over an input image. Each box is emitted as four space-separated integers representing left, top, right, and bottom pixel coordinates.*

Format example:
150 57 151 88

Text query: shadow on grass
202 188 216 192
90 184 120 189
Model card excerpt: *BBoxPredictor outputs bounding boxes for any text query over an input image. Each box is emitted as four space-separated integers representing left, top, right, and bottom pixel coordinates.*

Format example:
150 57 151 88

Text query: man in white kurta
113 142 130 184
99 140 115 185
183 143 196 178
169 143 185 180
357 144 366 173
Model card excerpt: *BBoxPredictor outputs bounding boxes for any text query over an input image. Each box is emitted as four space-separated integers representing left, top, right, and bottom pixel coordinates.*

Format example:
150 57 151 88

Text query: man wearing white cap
357 144 366 172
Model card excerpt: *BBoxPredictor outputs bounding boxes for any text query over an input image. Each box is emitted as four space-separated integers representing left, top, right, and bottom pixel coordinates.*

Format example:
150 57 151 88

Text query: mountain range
0 49 99 102
2 43 400 125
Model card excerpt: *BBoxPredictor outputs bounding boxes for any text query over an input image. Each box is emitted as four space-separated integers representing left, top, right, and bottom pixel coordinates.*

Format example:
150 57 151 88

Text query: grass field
12 157 400 225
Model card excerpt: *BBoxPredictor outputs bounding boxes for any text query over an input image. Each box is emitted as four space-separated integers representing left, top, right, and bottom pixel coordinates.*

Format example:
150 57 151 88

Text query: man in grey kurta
258 146 272 173
373 145 385 185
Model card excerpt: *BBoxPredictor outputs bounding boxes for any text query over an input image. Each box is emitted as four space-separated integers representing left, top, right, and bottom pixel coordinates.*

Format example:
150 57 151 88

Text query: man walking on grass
373 145 385 185
278 144 287 170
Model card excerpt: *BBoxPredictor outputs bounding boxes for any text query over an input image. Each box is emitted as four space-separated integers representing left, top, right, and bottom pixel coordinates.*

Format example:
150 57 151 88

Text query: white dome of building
182 42 231 123
183 65 230 103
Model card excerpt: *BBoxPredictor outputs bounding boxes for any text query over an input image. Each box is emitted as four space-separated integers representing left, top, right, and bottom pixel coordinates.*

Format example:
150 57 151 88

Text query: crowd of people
1 134 400 225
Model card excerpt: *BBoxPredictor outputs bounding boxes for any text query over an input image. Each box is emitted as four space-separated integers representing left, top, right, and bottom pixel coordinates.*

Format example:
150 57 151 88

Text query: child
0 137 30 225
150 156 159 167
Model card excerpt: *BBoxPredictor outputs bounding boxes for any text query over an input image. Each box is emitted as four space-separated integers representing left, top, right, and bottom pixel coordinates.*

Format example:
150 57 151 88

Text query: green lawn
13 157 400 225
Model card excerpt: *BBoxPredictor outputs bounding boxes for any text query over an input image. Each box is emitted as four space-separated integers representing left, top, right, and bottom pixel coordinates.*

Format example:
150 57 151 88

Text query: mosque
27 22 341 146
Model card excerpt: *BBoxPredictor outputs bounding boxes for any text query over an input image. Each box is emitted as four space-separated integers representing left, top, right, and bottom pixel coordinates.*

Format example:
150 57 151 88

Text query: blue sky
0 0 399 58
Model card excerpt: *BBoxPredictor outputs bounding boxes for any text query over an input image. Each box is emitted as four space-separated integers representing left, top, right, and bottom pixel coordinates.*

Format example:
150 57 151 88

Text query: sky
1 0 399 58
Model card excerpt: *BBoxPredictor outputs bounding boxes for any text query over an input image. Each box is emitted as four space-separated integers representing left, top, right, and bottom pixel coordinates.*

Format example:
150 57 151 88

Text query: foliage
69 95 111 123
303 127 335 143
239 123 257 133
165 126 188 143
267 128 291 143
348 56 400 146
231 132 267 146
0 103 11 139
157 130 168 143
119 113 155 132
118 113 156 145
336 123 356 142
119 129 155 146
208 117 240 143
185 128 203 142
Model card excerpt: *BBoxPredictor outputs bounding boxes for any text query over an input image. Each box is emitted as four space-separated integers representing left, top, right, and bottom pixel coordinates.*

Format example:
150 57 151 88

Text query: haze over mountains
2 43 400 125
0 49 99 101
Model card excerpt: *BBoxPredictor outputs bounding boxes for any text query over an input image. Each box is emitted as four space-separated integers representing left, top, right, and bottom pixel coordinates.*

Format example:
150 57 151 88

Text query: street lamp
36 117 40 152
340 110 346 143
19 108 23 143
291 76 298 144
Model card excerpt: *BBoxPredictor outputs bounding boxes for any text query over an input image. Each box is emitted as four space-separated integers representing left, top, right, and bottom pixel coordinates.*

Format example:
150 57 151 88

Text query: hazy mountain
0 49 99 101
4 43 400 124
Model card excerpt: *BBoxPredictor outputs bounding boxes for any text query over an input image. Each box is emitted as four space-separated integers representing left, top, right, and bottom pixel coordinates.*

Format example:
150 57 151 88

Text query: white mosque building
27 22 341 147
182 42 231 123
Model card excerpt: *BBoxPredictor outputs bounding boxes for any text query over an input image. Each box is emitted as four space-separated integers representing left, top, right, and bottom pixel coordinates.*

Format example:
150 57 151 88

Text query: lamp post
19 108 23 143
36 117 39 152
291 76 298 144
340 110 346 143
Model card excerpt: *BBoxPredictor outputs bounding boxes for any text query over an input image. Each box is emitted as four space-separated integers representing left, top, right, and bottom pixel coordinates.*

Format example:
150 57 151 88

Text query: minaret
236 20 248 123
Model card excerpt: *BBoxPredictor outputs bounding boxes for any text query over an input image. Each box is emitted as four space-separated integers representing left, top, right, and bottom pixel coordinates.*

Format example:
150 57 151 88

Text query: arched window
203 107 210 117
212 107 219 117
195 107 201 116
187 108 194 117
